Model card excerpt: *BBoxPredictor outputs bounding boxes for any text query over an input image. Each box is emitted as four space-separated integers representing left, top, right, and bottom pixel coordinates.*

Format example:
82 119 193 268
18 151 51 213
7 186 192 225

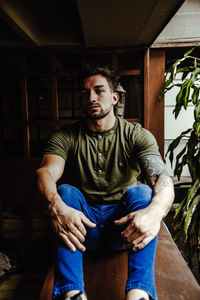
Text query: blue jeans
53 184 158 300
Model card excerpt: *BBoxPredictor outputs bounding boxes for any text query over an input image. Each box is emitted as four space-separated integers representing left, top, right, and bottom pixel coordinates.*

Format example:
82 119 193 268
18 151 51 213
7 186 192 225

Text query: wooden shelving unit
0 48 144 159
0 47 147 241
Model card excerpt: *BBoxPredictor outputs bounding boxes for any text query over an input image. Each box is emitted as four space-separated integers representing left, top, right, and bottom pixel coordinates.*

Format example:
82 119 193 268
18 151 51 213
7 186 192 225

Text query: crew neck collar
84 117 118 136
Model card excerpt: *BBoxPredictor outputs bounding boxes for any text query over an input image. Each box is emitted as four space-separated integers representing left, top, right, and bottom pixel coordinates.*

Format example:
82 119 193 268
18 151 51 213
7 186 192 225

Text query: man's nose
88 90 97 102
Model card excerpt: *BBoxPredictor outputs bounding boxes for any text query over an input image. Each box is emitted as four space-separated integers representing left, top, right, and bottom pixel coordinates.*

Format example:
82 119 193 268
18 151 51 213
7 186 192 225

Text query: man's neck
86 113 116 132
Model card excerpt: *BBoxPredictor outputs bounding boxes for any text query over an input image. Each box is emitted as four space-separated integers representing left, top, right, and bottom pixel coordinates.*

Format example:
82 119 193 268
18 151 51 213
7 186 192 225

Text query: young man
36 67 174 300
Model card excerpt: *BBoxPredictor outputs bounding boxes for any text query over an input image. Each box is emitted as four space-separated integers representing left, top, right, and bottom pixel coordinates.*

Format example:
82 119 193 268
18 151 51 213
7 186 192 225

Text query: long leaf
175 178 200 219
187 131 199 180
170 57 188 81
184 48 195 57
182 66 196 80
193 121 200 136
194 100 200 122
184 195 200 238
191 87 200 104
174 153 188 180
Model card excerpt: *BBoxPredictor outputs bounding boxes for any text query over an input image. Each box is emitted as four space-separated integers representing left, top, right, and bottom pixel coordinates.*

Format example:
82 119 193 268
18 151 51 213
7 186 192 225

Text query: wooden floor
0 273 44 300
0 240 50 300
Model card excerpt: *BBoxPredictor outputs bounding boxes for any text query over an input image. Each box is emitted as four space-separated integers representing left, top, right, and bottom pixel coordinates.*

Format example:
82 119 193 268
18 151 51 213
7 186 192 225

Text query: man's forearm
147 174 174 220
36 168 63 212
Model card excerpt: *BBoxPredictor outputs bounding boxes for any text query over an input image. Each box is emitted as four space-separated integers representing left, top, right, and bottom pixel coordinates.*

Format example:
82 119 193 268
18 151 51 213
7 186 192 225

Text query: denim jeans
52 184 158 300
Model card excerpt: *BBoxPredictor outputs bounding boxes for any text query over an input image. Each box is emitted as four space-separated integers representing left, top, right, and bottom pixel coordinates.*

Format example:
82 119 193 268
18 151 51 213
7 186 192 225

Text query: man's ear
112 92 119 105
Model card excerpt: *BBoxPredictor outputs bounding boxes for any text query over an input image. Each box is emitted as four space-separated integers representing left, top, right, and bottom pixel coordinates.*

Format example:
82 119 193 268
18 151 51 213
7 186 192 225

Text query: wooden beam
0 0 39 46
144 48 165 158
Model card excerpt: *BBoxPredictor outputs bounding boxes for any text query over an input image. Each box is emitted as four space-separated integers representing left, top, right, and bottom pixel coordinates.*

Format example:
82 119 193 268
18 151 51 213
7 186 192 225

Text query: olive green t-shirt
44 117 160 203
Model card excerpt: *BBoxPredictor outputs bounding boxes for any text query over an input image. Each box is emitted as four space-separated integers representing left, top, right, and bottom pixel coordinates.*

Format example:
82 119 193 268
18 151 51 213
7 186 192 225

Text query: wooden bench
39 223 200 300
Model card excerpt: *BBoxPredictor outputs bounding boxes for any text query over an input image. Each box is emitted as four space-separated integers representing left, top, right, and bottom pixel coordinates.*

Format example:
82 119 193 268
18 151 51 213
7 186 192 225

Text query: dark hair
78 66 117 92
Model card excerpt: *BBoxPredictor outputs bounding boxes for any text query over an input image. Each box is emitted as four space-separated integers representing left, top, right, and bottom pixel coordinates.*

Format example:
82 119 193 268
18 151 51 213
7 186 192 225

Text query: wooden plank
39 265 54 300
144 48 165 157
117 69 141 76
84 250 127 300
39 223 200 300
155 224 200 299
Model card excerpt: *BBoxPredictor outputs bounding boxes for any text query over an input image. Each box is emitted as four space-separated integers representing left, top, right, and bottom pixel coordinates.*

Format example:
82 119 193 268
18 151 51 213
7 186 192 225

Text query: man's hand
114 208 161 251
50 201 96 252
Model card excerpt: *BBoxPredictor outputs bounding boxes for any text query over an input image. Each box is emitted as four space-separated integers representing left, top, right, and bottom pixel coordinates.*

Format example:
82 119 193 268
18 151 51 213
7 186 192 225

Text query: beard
83 103 113 120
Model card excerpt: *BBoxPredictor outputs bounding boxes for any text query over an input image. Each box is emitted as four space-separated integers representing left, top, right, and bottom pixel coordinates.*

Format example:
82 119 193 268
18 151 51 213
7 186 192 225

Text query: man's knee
57 184 85 209
123 184 152 209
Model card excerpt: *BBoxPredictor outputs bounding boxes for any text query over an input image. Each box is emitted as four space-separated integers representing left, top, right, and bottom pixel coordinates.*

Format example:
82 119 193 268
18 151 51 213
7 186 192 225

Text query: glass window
0 126 24 157
30 125 53 157
118 52 143 70
119 76 143 119
56 53 82 71
26 53 51 73
27 77 52 120
58 77 83 119
0 79 21 121
86 53 112 68
0 53 20 73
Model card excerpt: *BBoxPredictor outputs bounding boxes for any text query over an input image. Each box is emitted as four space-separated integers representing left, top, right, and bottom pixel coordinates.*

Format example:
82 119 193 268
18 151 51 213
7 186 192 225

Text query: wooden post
20 54 30 159
144 48 165 158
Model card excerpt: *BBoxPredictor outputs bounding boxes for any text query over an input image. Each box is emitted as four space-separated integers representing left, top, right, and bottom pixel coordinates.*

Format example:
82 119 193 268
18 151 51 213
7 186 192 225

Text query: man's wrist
47 193 65 216
146 198 166 221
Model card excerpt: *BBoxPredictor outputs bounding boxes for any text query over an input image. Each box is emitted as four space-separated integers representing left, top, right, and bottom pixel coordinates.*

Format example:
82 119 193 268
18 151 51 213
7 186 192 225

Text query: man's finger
132 236 151 251
114 215 130 225
68 224 85 242
81 214 96 228
75 221 87 237
125 230 140 243
67 231 86 252
121 222 137 239
59 232 76 252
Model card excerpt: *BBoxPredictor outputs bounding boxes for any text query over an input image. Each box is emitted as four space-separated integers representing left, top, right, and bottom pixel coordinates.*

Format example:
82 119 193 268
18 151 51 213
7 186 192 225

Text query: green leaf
176 80 188 105
194 101 200 122
187 131 199 180
170 57 188 81
166 128 192 168
198 224 200 250
184 48 195 57
174 193 188 226
175 178 200 220
191 87 200 104
184 194 200 238
181 66 196 80
159 78 172 99
174 153 187 180
173 104 182 119
193 121 200 136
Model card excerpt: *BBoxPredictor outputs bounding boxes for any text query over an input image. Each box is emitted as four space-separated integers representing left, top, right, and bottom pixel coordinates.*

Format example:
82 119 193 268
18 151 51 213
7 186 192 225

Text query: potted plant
159 48 200 273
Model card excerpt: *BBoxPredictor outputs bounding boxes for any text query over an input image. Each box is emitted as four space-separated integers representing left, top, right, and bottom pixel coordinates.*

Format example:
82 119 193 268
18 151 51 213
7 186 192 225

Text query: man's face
80 75 118 120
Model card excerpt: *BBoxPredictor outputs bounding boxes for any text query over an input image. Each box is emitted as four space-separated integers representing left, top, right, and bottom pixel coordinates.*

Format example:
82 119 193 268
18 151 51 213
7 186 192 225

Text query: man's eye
96 89 103 94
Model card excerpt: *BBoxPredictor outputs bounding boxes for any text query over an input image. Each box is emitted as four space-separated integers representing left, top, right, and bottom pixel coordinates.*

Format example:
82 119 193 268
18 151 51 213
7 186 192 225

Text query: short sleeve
43 129 71 161
133 125 160 158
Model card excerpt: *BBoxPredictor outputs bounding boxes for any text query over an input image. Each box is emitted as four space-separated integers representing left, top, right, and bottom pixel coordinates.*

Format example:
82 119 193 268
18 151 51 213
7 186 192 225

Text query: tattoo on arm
138 154 169 187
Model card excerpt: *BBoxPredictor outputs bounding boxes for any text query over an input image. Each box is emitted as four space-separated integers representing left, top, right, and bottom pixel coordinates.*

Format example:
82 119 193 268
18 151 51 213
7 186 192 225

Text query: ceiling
0 0 185 48
153 0 200 48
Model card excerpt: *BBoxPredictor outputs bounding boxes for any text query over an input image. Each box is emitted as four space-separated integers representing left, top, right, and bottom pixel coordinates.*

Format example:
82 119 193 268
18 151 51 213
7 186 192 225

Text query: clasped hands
50 202 161 253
